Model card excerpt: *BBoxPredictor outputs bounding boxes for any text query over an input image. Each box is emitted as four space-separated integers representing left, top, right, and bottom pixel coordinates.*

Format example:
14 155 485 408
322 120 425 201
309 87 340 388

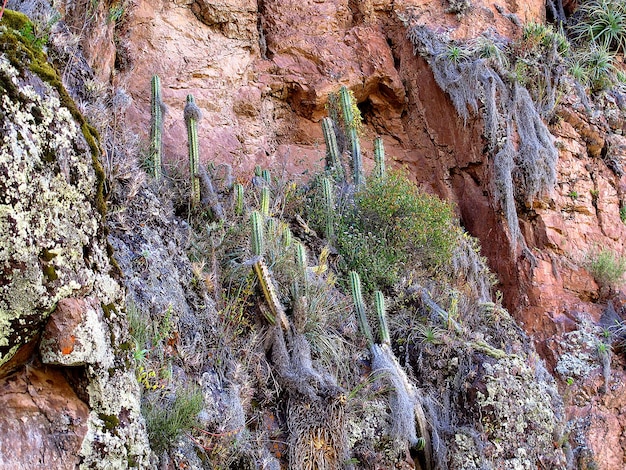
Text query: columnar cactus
282 226 293 247
250 211 264 257
374 137 386 179
262 169 271 185
149 75 164 180
295 241 308 291
339 86 364 187
349 271 374 346
322 117 344 180
260 186 270 217
234 183 245 216
184 94 202 207
322 177 335 241
374 290 390 345
250 211 289 329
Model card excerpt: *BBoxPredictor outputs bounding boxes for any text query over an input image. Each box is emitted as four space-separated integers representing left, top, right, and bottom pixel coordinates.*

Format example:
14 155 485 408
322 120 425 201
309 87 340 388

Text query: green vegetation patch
333 172 458 292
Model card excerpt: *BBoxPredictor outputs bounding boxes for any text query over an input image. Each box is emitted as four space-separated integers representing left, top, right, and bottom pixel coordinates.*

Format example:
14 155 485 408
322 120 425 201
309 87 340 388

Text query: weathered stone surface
0 16 152 468
0 364 89 469
0 44 117 371
40 297 113 367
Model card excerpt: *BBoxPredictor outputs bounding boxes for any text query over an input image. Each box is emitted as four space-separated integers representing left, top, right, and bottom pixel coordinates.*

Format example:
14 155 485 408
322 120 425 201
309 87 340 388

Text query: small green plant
108 2 125 23
446 44 469 63
568 190 579 200
585 248 626 289
619 205 626 223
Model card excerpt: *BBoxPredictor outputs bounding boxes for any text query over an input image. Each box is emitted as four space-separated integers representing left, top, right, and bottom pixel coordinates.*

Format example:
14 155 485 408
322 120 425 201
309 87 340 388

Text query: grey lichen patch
80 367 153 468
475 355 566 467
554 328 601 381
0 53 114 367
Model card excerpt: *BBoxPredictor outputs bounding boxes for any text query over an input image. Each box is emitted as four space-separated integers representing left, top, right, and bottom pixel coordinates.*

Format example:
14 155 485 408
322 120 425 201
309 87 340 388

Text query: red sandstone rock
0 364 89 469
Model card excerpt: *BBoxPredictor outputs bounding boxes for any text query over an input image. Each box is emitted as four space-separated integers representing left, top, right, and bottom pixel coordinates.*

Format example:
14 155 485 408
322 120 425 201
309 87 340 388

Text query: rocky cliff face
2 0 626 468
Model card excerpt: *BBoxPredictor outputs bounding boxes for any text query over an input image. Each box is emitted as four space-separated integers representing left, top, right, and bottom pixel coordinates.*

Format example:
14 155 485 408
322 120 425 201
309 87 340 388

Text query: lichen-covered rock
0 14 153 468
39 297 114 367
0 22 116 372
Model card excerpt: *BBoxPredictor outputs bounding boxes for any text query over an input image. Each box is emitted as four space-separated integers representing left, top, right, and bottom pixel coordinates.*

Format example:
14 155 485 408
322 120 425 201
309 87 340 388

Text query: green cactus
254 165 262 177
282 226 293 247
250 211 264 257
322 177 335 240
339 86 364 187
260 186 270 217
234 183 245 216
349 271 374 346
184 94 202 207
374 137 386 179
374 290 390 345
295 241 308 294
262 169 271 185
250 211 289 329
149 75 164 180
322 117 344 180
253 257 289 329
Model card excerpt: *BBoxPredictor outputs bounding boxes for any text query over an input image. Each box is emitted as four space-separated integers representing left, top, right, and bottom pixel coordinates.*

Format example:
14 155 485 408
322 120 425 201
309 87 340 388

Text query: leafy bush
585 248 626 288
335 172 458 291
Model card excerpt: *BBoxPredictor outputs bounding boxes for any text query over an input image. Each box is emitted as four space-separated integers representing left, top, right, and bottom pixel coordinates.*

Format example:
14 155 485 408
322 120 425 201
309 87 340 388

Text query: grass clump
335 172 458 292
142 386 203 455
585 248 626 289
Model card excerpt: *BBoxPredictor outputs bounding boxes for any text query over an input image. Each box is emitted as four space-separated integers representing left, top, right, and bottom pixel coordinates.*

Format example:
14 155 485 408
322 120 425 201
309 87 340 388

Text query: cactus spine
349 271 374 346
374 290 390 345
234 183 245 216
374 137 386 179
322 177 335 241
260 186 270 217
184 94 202 207
149 75 163 180
322 117 344 180
339 86 364 187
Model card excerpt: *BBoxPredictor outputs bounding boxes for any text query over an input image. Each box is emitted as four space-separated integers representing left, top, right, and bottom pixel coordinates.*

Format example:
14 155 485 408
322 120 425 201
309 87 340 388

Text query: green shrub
585 248 626 288
336 172 458 291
